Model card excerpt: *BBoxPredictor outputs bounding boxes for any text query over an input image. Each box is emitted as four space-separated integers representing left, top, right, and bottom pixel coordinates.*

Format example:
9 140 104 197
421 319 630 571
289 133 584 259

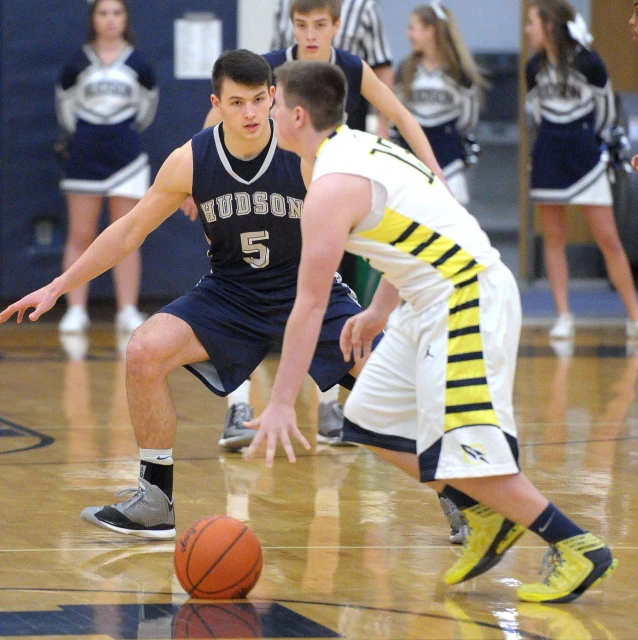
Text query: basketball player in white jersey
245 60 616 604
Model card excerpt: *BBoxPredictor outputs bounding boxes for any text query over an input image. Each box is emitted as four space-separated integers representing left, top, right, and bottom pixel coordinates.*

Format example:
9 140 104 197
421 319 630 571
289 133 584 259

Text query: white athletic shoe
60 334 89 360
115 305 146 333
59 305 90 333
549 313 574 339
626 319 638 340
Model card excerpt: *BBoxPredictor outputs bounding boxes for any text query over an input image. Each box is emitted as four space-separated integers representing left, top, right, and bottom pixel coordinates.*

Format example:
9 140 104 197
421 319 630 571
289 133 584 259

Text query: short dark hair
275 61 346 131
290 0 341 21
212 49 273 97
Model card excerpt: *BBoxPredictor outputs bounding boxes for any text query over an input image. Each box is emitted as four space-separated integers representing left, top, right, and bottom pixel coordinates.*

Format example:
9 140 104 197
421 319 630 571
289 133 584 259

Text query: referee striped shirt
270 0 393 69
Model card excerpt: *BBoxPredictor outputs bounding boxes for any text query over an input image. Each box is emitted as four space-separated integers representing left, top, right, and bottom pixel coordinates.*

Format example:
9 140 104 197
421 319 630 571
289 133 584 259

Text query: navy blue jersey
264 46 364 129
525 47 614 133
191 121 306 296
526 47 614 200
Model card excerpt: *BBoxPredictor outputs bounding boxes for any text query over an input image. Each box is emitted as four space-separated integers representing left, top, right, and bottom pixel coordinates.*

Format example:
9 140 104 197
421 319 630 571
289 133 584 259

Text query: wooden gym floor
0 321 636 639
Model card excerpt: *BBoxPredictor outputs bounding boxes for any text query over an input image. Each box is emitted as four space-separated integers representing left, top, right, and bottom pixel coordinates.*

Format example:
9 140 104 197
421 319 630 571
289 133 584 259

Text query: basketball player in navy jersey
0 50 380 540
202 0 450 459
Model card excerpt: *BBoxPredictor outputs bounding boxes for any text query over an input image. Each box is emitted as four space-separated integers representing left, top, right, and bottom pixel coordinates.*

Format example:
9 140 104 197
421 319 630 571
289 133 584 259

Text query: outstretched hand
243 402 311 467
339 309 387 366
0 285 60 324
632 154 638 172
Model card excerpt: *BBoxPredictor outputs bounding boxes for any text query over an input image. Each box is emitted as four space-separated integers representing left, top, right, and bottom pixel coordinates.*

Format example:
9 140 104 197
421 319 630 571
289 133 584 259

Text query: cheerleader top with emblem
55 44 158 183
393 62 479 176
525 47 615 200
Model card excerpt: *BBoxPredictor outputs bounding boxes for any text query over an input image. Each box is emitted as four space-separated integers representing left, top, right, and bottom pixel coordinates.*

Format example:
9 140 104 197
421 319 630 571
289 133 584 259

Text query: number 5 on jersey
241 231 270 268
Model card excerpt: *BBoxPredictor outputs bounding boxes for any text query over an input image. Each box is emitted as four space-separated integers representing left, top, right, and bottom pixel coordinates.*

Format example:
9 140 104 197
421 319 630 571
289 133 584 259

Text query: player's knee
126 330 168 379
597 232 623 255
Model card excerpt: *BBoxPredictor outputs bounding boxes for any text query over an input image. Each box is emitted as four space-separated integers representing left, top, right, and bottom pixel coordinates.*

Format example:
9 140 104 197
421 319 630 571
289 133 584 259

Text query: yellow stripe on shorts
444 278 499 433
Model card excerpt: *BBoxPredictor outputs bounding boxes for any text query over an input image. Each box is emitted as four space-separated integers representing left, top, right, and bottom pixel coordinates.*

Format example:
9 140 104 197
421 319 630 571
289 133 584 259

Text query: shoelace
539 546 564 584
113 482 146 509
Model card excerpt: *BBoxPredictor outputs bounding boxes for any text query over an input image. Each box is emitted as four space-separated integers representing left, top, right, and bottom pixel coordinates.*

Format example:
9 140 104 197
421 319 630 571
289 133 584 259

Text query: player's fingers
30 304 44 321
293 427 311 450
16 309 25 324
265 432 278 468
244 429 265 460
244 417 260 430
339 322 354 359
281 436 297 463
0 306 14 323
362 339 372 363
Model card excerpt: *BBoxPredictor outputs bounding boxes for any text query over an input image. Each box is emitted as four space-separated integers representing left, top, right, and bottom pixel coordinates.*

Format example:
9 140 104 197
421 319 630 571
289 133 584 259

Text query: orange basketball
174 515 263 599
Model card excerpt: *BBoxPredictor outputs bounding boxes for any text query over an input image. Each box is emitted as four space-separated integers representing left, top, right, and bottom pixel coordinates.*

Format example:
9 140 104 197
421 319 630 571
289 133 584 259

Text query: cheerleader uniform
526 47 615 205
393 63 479 205
56 44 158 199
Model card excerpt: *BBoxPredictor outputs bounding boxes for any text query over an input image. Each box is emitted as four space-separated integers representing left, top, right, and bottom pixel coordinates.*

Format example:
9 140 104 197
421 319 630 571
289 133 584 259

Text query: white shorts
344 260 521 482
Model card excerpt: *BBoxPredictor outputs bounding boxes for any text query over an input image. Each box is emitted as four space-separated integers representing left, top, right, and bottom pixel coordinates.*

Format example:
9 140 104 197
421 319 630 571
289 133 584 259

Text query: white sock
317 385 339 404
227 379 251 407
139 448 173 465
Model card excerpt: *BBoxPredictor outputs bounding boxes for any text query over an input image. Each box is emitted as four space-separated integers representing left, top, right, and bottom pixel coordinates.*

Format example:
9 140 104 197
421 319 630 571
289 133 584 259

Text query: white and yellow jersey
312 126 500 311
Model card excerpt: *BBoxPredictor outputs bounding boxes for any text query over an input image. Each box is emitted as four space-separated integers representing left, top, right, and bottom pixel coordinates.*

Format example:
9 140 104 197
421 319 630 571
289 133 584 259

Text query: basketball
172 601 263 638
174 515 263 599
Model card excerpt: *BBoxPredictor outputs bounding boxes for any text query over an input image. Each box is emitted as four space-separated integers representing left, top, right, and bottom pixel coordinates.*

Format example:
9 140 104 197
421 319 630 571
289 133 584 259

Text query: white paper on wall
174 13 222 80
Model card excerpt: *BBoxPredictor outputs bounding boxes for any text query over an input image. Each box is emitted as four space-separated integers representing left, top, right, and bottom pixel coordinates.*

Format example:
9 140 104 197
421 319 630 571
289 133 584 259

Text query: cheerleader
526 0 638 339
56 0 158 334
393 2 487 205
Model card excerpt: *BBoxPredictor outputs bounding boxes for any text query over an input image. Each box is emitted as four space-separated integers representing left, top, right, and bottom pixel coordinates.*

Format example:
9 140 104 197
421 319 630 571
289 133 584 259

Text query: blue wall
0 1 237 300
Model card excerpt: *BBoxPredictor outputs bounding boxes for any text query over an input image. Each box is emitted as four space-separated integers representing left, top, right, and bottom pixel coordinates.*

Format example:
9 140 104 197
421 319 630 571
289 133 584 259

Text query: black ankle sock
529 502 585 545
441 485 478 510
140 461 173 501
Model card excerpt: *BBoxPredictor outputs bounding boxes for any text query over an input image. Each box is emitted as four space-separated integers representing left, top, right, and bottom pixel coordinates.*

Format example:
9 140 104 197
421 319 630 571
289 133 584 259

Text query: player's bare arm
244 173 370 466
371 63 394 139
0 143 194 324
360 62 447 187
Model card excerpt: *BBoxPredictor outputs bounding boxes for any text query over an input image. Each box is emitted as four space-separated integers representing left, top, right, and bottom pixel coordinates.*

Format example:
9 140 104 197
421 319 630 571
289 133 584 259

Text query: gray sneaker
439 495 468 545
317 400 354 446
218 402 255 451
80 478 175 539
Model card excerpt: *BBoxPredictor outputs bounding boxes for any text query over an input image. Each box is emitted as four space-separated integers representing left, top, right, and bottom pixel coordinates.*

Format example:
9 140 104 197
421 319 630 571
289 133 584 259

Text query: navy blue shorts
160 273 383 397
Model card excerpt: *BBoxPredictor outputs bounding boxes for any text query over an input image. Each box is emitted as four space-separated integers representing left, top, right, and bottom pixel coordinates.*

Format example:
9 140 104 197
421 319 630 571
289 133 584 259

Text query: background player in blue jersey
393 3 487 205
525 0 638 340
55 0 158 335
0 50 380 540
271 0 394 136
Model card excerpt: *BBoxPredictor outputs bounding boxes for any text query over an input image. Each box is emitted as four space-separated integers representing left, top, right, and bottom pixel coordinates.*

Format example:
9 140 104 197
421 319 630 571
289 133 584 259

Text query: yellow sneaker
517 533 617 603
444 504 526 585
